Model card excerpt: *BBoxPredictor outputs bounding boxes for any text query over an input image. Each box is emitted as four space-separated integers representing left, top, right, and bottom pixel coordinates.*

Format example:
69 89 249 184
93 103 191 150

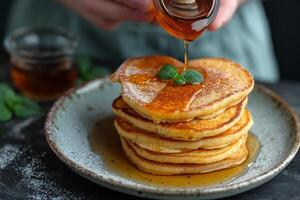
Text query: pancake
197 96 246 120
114 110 253 152
113 96 247 141
121 137 248 175
129 135 245 164
111 56 254 123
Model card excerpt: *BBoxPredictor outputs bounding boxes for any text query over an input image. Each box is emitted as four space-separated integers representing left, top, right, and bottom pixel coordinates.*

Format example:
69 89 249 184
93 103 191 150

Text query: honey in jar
5 27 78 101
153 0 219 42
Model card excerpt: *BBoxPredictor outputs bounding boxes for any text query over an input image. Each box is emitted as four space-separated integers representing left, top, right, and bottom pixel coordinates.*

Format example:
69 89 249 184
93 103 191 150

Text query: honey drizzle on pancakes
125 62 206 116
145 82 204 113
112 56 254 123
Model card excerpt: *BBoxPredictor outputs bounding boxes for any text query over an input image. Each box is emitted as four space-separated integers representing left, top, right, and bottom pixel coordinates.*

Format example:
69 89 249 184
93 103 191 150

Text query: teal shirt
6 0 279 82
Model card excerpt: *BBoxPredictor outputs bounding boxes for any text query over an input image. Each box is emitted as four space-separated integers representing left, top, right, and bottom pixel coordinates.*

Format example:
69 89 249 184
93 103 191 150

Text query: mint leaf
18 97 41 110
182 69 204 84
93 67 110 78
157 64 179 80
174 75 186 85
4 90 19 111
85 67 102 80
0 84 11 96
14 98 41 118
0 83 21 111
0 83 10 91
77 56 110 84
0 101 12 122
0 84 15 103
0 83 42 121
77 56 92 74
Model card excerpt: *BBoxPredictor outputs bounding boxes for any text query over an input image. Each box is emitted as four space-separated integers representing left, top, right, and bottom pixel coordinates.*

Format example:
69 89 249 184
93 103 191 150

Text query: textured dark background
0 1 300 80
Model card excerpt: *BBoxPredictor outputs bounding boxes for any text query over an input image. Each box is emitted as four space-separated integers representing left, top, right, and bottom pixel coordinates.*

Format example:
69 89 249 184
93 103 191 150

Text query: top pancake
111 56 254 123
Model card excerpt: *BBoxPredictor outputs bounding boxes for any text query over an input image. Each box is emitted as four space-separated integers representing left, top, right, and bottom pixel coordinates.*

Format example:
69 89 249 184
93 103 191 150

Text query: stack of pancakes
111 56 254 175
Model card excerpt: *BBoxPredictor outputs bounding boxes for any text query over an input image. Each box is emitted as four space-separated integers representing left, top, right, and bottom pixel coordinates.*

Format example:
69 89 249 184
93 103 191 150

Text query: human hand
58 0 153 30
208 0 246 31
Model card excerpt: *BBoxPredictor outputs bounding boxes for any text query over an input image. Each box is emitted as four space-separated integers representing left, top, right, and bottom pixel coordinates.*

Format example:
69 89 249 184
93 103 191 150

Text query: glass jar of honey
153 0 219 42
4 27 78 101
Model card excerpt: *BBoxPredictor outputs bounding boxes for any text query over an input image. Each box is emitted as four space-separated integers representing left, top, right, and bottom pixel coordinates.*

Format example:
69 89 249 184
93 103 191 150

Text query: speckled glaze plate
45 79 300 200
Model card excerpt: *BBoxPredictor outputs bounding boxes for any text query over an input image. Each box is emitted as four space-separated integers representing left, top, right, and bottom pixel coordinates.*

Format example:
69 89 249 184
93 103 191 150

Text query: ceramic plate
45 79 300 200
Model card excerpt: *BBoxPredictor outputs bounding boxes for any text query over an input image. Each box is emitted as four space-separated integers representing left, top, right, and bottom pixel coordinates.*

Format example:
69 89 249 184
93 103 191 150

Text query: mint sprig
157 64 179 80
0 103 12 122
76 56 110 85
181 69 204 84
174 76 186 85
157 65 204 85
0 83 42 122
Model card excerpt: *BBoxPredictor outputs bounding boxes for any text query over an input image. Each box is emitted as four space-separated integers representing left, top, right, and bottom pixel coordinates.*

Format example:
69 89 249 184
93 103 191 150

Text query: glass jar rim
155 0 219 21
4 26 78 60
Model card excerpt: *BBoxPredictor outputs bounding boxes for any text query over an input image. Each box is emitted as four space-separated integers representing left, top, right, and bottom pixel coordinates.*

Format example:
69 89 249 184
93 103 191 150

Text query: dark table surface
0 54 300 200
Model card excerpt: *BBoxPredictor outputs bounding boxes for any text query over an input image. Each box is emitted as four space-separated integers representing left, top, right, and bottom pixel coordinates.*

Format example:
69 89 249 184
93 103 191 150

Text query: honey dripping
90 118 260 188
153 0 219 70
184 41 189 70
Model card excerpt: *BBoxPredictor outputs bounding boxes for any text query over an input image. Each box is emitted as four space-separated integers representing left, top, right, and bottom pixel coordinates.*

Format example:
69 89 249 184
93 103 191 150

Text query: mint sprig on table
0 84 42 122
76 56 110 84
157 64 204 85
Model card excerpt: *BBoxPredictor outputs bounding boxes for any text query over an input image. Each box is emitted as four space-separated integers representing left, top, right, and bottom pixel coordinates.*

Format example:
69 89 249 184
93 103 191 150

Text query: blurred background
0 0 299 81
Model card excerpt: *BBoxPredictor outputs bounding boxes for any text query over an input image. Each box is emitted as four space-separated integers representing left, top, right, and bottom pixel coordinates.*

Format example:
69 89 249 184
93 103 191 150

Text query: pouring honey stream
153 0 219 70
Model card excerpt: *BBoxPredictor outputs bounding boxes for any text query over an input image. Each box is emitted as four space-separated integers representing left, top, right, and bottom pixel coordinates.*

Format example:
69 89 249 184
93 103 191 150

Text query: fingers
208 0 239 32
92 19 121 31
80 0 152 22
73 6 121 30
113 0 153 12
59 0 153 30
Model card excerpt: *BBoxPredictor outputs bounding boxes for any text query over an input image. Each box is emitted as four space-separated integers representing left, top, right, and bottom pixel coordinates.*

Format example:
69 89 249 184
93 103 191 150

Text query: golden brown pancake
121 137 248 175
129 135 245 164
113 96 247 141
114 110 253 152
111 56 254 123
197 96 247 120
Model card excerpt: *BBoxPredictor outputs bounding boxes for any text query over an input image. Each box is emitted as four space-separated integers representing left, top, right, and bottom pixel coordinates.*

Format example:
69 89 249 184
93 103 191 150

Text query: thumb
208 0 239 32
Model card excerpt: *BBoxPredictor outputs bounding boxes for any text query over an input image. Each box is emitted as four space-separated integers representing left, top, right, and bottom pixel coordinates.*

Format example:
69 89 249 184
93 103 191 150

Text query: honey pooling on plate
153 0 219 69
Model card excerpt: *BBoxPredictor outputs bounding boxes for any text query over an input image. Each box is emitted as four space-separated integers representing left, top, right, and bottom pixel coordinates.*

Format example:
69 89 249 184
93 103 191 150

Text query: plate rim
44 79 300 197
